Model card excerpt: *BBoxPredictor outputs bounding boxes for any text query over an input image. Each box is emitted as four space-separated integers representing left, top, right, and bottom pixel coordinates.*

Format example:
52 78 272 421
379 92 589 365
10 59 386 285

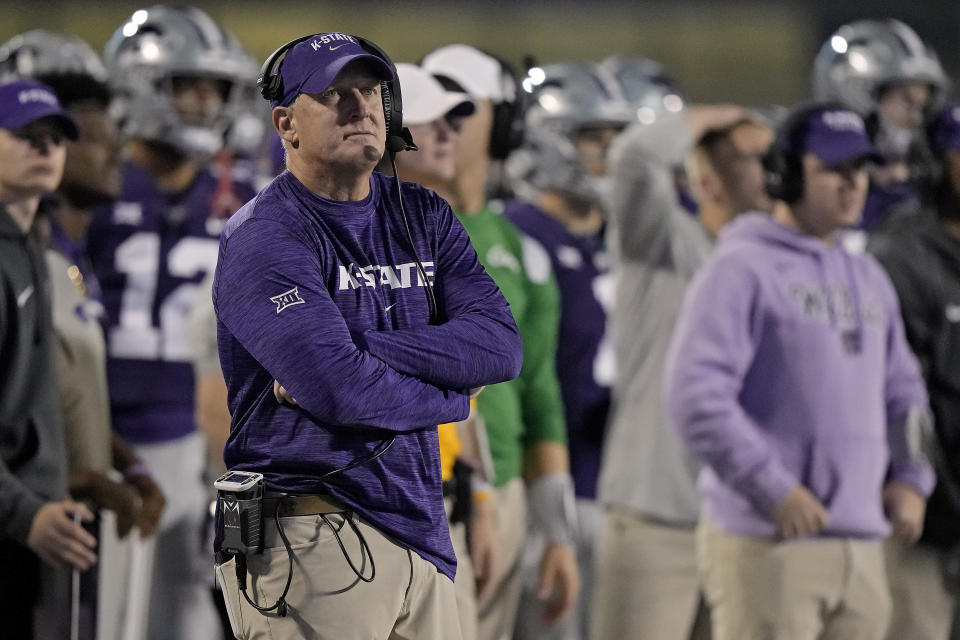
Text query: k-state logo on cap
309 33 357 51
821 110 865 133
18 88 57 106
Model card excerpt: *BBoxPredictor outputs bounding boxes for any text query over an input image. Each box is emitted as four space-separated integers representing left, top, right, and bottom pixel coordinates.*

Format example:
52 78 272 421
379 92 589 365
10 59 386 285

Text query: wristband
472 475 493 496
473 476 493 503
526 473 578 546
122 461 152 483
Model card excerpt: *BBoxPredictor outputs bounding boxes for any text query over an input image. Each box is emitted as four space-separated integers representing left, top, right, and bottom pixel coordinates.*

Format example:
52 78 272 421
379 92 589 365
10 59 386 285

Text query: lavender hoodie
666 213 934 539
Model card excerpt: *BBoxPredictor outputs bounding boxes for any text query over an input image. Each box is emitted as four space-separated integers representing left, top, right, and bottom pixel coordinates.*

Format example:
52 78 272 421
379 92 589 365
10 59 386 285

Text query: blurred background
2 0 959 106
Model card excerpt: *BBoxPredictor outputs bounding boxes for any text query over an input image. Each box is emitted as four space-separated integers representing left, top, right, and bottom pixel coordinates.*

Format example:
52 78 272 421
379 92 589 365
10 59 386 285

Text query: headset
488 54 527 160
429 50 526 160
257 34 416 153
763 101 848 204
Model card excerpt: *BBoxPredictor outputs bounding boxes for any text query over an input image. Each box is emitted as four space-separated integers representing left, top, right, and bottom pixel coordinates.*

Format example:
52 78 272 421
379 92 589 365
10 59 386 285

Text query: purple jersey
87 159 256 444
504 201 612 499
214 171 521 578
860 181 916 231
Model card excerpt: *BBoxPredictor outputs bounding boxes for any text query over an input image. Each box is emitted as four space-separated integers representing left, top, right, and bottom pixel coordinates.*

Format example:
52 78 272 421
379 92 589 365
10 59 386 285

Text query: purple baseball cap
0 79 79 139
928 104 960 155
272 33 393 108
799 108 883 167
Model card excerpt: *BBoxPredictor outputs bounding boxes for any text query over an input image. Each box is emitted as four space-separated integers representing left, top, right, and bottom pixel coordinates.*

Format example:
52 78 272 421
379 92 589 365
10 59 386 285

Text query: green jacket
458 206 566 486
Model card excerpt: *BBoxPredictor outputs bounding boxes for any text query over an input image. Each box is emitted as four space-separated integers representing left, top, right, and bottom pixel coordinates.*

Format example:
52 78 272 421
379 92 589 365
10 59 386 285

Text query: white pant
514 499 601 640
135 431 219 640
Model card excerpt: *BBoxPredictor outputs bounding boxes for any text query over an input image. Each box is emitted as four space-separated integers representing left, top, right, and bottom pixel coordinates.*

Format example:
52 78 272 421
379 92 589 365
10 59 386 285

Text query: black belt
262 494 346 517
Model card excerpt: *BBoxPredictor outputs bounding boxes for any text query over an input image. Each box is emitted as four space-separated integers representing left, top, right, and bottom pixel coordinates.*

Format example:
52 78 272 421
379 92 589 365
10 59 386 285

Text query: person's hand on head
684 105 747 141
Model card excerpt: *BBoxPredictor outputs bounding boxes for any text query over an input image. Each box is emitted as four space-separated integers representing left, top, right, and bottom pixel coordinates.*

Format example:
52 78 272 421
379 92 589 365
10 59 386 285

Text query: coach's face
285 62 386 174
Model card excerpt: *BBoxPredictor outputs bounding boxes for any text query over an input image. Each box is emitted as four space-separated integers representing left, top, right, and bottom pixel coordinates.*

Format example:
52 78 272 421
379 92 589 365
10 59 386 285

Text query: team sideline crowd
1 5 959 640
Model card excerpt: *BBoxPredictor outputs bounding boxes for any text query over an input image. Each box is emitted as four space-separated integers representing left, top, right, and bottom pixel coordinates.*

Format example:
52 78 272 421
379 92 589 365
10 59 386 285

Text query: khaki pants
217 513 462 640
590 508 709 640
477 478 527 640
885 540 957 640
698 519 890 640
446 497 478 640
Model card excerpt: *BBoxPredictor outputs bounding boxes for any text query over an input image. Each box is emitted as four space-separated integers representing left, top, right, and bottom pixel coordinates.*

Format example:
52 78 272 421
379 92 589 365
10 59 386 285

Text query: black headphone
763 101 849 204
429 50 526 160
257 33 416 153
488 55 527 160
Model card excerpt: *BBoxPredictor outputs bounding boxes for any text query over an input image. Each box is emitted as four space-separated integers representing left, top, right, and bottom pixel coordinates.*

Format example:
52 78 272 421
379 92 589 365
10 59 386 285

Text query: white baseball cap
397 63 475 126
421 44 514 103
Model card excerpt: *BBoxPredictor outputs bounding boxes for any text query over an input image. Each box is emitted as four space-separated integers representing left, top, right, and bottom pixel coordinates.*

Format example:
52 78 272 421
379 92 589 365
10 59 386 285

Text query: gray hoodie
0 206 66 546
597 113 708 525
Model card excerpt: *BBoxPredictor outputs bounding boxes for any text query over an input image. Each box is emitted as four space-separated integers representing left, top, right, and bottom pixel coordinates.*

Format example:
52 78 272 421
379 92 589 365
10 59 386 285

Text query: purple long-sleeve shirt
213 170 522 578
666 213 934 540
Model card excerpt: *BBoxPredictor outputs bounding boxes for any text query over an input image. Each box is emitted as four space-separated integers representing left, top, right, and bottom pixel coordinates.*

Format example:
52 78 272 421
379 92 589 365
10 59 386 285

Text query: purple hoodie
666 212 934 540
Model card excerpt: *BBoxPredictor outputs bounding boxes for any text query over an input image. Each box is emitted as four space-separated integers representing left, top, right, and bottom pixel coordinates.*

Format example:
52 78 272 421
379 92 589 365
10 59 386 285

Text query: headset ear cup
266 76 282 102
490 99 525 160
489 101 510 160
380 81 392 138
483 52 526 160
763 149 786 201
257 67 281 101
782 153 804 204
762 149 804 204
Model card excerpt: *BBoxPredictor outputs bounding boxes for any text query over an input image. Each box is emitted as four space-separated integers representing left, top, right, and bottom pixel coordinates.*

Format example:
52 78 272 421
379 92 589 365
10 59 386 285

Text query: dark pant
0 543 41 640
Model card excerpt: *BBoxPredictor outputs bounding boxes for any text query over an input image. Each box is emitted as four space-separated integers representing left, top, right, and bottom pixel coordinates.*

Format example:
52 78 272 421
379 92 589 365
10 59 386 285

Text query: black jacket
870 211 960 550
0 207 65 546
